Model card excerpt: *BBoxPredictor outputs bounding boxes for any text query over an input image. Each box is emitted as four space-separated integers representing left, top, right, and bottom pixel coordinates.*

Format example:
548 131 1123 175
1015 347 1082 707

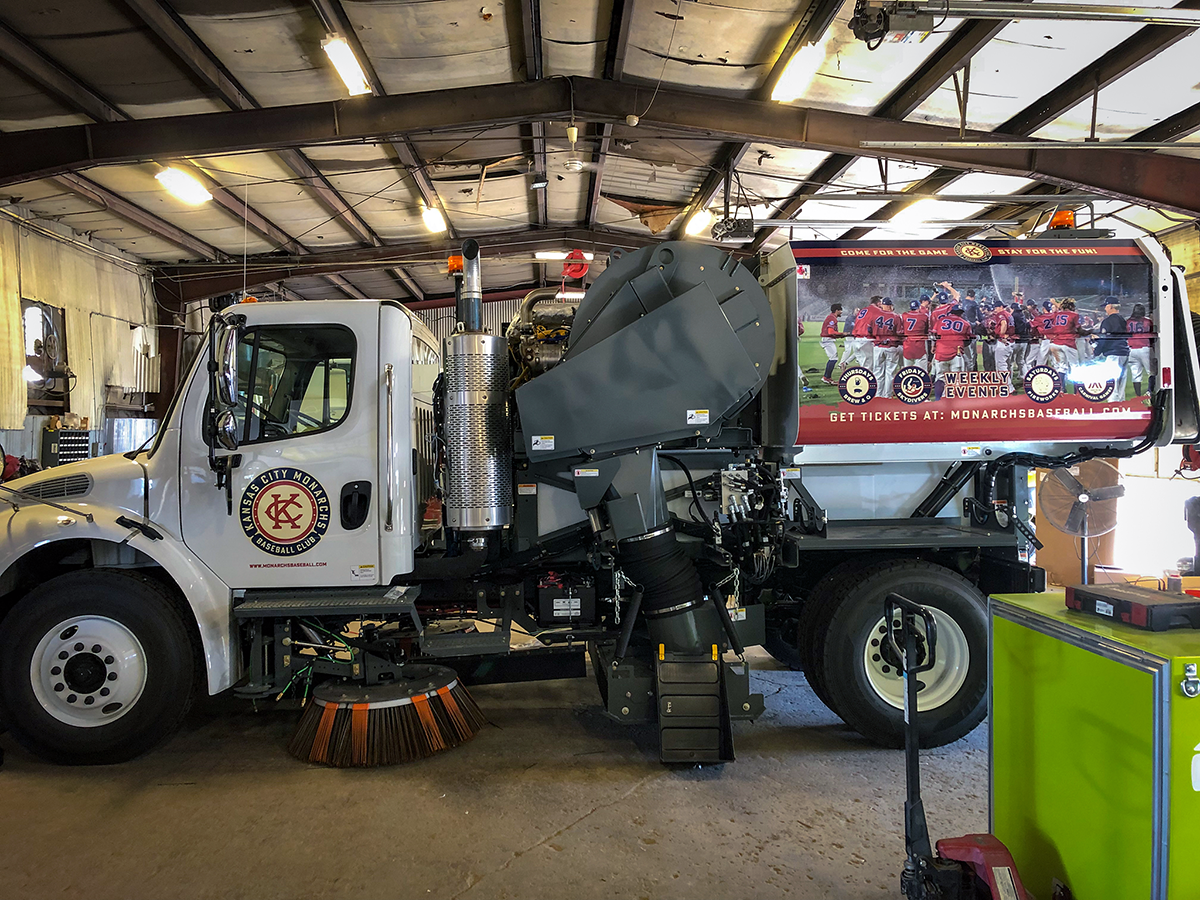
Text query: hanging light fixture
685 209 715 237
422 205 447 233
322 35 371 96
155 167 212 205
771 34 831 103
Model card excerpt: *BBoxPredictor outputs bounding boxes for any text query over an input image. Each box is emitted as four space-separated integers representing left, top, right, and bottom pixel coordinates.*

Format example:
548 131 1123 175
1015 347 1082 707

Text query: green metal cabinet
990 593 1200 900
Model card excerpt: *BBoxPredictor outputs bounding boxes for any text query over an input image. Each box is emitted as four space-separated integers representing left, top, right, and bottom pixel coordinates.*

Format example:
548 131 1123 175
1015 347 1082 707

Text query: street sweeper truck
0 234 1196 766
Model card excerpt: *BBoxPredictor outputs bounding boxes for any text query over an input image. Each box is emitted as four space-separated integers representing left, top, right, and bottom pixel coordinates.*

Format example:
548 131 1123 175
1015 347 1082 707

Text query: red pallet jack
887 593 1030 900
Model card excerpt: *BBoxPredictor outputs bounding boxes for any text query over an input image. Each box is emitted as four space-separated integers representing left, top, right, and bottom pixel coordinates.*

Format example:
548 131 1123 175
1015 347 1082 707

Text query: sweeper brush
288 665 485 767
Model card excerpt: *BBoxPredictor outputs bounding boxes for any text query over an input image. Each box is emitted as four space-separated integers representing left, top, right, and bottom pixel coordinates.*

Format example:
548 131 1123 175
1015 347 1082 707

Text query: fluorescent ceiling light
861 140 1188 150
685 209 715 237
155 167 212 205
23 365 41 383
422 206 447 233
890 198 942 225
771 34 830 103
740 218 1019 228
322 35 371 96
535 250 595 260
898 1 1200 27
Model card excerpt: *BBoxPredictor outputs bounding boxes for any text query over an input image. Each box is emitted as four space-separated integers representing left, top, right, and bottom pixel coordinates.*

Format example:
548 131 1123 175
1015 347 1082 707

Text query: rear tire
819 560 987 748
797 561 875 712
763 601 803 670
0 570 196 764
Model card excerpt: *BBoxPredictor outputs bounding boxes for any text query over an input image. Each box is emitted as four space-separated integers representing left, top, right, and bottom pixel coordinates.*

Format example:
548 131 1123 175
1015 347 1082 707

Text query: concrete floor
0 650 986 899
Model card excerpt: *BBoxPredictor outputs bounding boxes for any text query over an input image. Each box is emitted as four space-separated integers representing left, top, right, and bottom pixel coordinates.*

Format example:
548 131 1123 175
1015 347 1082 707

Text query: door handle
384 363 394 532
340 481 372 530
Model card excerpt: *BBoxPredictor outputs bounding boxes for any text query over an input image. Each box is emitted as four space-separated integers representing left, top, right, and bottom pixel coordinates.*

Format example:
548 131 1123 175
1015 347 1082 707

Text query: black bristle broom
288 665 485 767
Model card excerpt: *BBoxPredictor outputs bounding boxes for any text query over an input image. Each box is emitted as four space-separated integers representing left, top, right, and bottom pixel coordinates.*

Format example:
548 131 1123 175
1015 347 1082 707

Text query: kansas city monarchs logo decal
240 468 331 556
953 240 992 263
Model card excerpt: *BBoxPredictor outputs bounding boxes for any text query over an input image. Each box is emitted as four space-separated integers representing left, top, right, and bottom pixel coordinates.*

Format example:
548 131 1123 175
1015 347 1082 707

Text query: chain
713 565 741 608
612 567 636 625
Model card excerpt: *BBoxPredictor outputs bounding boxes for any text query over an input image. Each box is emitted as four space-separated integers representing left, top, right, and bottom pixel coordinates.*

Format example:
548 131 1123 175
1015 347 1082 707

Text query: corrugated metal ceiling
0 0 1197 303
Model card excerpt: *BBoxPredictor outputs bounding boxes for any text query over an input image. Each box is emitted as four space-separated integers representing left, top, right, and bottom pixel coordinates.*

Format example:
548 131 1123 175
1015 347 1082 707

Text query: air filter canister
443 332 512 531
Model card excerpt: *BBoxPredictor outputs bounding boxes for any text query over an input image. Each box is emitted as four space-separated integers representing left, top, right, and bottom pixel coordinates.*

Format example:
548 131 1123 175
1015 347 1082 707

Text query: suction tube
460 239 482 333
618 526 709 653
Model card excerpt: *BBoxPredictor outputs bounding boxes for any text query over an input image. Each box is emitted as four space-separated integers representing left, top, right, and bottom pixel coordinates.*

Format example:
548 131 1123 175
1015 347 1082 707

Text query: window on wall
21 299 70 414
216 325 356 446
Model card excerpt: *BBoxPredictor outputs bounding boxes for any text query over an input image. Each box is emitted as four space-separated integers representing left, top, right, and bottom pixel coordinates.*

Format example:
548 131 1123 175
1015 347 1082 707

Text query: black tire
763 602 803 670
819 560 987 749
0 570 197 764
796 560 884 712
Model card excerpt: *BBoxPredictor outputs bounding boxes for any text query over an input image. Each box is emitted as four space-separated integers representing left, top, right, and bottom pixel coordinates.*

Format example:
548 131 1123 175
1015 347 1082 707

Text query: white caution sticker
730 607 747 622
351 564 376 581
531 435 555 450
687 409 710 425
517 483 538 496
552 596 582 616
961 445 982 457
796 265 811 279
780 467 803 479
574 468 600 478
1095 599 1115 617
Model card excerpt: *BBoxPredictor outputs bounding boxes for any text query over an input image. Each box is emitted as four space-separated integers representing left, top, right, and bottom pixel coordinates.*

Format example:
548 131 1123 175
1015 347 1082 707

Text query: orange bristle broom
288 665 485 767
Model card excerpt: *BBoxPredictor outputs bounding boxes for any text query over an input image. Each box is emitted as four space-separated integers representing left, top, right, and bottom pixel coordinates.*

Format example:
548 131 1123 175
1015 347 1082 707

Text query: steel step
234 585 421 618
655 649 734 763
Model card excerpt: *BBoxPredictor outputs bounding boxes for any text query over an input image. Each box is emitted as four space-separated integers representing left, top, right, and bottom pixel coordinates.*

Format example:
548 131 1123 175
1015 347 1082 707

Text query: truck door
1169 266 1200 443
179 303 381 588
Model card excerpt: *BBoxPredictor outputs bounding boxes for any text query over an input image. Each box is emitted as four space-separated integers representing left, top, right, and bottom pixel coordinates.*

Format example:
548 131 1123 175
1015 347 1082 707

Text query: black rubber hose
618 528 705 619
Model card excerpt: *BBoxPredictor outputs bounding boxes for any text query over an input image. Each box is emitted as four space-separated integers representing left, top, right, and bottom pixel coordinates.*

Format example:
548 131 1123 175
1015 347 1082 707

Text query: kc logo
240 468 331 556
264 491 305 530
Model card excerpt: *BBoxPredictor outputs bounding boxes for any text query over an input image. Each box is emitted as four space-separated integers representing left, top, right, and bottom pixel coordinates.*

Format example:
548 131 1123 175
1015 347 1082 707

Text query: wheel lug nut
104 656 114 665
58 651 69 660
870 639 879 647
107 672 117 681
881 665 891 674
84 696 95 705
54 683 64 692
67 694 77 703
872 653 881 662
100 687 110 697
51 666 62 675
74 642 84 652
91 644 102 653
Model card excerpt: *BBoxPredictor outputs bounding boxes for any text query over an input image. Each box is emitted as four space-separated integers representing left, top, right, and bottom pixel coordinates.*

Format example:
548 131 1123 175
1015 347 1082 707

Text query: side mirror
215 322 239 409
214 409 239 451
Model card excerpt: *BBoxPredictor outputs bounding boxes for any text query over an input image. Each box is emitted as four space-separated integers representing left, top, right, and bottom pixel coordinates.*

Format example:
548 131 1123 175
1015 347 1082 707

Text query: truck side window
221 325 356 445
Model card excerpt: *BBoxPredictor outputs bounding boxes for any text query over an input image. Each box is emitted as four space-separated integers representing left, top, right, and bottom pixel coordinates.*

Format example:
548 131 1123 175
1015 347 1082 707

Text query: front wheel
818 560 987 749
0 570 197 764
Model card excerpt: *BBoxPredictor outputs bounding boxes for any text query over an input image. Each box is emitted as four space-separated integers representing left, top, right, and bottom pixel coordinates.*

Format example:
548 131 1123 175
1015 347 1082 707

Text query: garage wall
0 206 159 459
1160 226 1200 308
412 298 522 345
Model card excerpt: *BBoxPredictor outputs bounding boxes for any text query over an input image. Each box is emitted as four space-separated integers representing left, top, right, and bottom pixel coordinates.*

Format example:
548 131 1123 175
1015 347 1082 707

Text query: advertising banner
794 240 1157 445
